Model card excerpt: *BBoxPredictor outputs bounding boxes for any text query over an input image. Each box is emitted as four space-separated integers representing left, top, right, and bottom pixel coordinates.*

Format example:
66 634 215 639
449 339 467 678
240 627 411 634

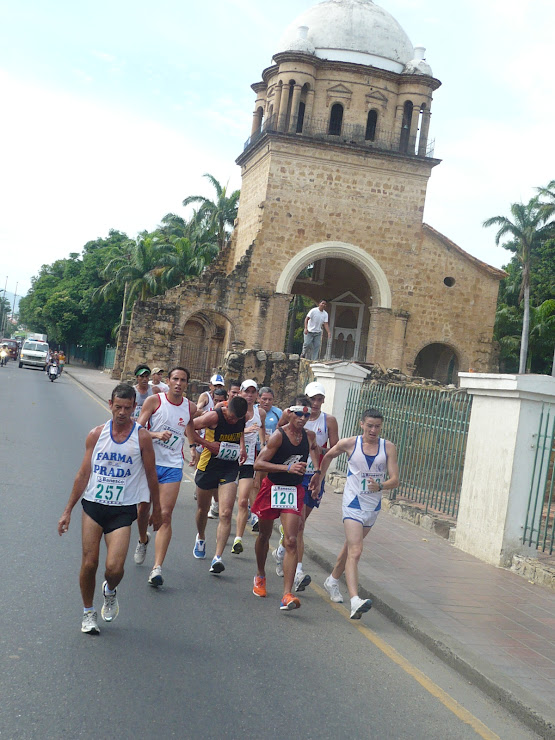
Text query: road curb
303 535 555 740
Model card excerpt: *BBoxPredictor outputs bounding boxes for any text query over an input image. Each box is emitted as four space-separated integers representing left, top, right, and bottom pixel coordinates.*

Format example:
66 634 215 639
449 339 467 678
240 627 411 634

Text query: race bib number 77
271 485 298 510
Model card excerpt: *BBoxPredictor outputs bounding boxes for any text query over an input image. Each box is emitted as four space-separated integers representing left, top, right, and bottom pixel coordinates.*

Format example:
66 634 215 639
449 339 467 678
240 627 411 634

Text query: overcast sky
1 0 553 299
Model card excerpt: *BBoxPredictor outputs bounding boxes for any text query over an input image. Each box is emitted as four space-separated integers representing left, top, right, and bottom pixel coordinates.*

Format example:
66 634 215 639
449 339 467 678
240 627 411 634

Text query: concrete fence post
455 373 555 566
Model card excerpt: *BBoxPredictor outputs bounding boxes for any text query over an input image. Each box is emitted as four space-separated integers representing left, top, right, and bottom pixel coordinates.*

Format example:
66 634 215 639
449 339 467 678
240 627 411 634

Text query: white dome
276 0 414 73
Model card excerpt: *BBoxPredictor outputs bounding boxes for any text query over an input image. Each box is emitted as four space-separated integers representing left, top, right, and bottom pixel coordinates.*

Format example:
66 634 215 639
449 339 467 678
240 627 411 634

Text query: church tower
117 0 504 384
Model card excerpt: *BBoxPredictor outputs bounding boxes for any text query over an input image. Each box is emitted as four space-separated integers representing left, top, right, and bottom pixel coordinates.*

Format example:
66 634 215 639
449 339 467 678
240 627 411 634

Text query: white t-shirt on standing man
306 307 329 333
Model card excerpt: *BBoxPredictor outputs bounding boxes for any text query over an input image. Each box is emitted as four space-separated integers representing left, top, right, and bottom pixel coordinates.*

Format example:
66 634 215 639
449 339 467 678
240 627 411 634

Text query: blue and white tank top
343 436 388 513
150 393 191 468
83 421 149 506
243 406 262 465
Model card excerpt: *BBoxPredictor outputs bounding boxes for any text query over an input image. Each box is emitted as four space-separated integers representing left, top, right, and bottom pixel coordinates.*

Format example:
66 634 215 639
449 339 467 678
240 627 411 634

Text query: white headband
289 405 310 413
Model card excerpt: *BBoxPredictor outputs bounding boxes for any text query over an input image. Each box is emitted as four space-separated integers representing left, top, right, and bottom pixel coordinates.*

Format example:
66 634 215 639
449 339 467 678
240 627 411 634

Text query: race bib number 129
271 485 298 510
216 441 240 461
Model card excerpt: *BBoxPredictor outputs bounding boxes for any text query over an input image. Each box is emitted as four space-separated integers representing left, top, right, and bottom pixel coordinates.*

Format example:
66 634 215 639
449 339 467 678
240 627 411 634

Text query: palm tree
160 235 218 289
536 180 555 223
182 173 240 250
484 200 549 373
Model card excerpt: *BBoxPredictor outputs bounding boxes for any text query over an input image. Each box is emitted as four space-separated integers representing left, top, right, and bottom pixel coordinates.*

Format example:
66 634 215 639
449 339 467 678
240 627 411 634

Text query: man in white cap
195 373 225 516
231 380 266 555
273 381 338 592
149 367 169 394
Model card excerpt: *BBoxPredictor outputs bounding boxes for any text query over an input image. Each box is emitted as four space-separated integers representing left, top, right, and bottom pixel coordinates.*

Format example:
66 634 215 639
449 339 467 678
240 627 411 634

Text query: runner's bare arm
239 431 247 465
254 429 306 476
193 410 220 453
138 428 161 530
309 436 357 492
258 408 266 448
326 415 339 450
57 427 102 535
194 392 209 417
137 395 171 441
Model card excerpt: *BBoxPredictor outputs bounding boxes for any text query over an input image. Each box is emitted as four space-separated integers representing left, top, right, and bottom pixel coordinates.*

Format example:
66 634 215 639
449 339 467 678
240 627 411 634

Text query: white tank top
150 393 191 468
83 421 149 506
198 391 215 444
304 411 328 474
243 406 261 465
133 386 154 420
343 436 388 512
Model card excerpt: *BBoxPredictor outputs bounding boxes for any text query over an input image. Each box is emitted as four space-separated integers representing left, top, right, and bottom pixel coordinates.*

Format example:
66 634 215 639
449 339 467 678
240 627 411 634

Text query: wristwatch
189 443 197 448
377 481 383 491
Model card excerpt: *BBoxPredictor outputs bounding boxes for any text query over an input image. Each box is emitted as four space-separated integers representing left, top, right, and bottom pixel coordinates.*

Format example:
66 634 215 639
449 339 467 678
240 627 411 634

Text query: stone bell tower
118 0 503 384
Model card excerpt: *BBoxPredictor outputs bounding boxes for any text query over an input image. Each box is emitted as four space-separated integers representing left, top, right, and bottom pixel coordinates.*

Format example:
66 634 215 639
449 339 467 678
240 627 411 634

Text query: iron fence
338 381 472 518
181 342 226 382
524 404 555 554
103 345 116 370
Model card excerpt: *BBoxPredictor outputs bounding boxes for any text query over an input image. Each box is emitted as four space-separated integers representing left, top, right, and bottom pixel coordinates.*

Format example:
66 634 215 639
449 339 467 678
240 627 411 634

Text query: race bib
306 458 316 474
216 441 240 462
271 485 298 510
360 473 382 495
94 479 127 506
157 431 182 449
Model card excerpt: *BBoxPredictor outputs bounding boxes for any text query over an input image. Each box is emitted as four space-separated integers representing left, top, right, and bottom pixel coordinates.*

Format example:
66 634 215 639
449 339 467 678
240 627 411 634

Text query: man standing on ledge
301 300 331 361
57 383 161 635
312 408 399 620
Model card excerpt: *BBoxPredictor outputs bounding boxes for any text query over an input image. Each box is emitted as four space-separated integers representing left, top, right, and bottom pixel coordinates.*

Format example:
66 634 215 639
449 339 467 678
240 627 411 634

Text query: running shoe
280 593 301 611
148 566 164 587
209 556 225 574
251 520 259 532
101 581 119 622
293 572 311 592
207 501 219 519
193 535 206 559
252 575 266 597
81 610 100 635
272 548 284 577
133 532 150 565
324 576 344 603
250 512 259 532
349 596 372 620
231 537 243 555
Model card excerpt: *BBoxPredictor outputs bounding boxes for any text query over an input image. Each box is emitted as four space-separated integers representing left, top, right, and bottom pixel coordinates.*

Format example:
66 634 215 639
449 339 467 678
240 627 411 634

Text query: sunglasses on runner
292 411 311 418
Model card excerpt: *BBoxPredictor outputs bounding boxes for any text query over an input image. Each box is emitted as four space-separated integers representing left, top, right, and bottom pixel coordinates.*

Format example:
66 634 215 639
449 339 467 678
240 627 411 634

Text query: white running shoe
207 501 219 519
133 532 150 565
193 535 206 559
324 576 344 603
294 572 311 592
350 596 372 620
148 566 164 587
101 581 119 622
209 556 225 574
272 548 284 577
81 610 100 635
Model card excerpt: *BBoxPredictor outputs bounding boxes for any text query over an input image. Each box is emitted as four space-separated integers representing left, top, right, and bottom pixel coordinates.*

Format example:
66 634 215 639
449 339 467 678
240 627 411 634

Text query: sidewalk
65 366 555 737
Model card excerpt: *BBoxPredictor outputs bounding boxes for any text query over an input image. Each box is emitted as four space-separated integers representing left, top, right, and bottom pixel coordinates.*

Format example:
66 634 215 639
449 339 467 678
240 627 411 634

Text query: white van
19 340 49 370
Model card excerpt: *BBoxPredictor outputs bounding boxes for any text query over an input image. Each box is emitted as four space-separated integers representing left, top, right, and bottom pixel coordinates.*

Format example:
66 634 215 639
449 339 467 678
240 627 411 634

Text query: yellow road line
311 583 500 740
67 374 110 414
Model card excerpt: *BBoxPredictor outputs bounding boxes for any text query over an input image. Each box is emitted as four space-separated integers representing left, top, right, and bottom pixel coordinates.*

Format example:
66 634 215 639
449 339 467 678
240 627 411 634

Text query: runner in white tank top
232 380 266 554
136 367 198 588
311 409 399 620
57 383 161 634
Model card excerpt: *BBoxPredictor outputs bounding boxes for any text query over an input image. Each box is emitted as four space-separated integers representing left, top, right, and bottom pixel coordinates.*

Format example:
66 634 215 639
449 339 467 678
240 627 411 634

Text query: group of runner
58 363 399 634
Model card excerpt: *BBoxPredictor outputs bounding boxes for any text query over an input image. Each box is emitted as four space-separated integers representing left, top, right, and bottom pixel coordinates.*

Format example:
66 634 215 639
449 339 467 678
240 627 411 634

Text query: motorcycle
48 363 59 382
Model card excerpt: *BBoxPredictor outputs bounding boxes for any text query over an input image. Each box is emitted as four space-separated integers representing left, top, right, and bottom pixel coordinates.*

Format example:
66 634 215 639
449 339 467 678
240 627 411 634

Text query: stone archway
179 310 235 381
414 342 460 384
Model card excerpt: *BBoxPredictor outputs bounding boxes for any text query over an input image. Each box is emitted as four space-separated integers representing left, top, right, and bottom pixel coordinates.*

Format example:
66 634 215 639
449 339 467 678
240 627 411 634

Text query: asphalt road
0 361 542 739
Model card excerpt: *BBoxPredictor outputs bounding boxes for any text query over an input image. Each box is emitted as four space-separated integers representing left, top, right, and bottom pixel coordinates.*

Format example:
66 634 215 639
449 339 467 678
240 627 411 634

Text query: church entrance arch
414 343 460 384
277 241 391 363
179 310 235 381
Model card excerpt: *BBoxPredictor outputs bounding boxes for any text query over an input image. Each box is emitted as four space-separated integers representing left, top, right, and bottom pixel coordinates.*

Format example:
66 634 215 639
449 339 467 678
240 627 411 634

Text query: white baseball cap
210 373 225 386
305 381 326 397
240 379 258 391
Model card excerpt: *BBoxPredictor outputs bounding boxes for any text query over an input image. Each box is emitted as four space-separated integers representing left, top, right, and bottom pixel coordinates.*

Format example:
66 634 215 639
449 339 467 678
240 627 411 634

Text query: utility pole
1 276 7 337
11 282 18 332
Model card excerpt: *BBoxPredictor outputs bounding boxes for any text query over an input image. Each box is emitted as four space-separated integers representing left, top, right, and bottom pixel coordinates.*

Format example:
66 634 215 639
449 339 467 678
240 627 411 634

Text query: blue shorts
302 474 325 509
156 465 183 484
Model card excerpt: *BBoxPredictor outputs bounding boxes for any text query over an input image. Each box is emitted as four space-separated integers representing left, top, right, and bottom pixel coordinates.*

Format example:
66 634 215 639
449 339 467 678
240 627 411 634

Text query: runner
193 395 248 574
149 366 169 394
312 408 399 619
196 373 225 518
135 367 198 587
231 380 266 555
273 382 338 591
251 395 320 610
132 364 154 420
228 381 241 400
57 383 161 635
251 387 282 531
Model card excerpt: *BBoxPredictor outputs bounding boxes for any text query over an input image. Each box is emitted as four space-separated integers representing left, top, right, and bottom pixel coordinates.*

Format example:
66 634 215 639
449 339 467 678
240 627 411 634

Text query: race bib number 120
271 485 298 510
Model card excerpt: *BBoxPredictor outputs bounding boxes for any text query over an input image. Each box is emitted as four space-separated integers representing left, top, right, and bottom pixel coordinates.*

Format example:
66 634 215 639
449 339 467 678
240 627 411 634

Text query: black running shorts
82 499 138 534
195 464 239 490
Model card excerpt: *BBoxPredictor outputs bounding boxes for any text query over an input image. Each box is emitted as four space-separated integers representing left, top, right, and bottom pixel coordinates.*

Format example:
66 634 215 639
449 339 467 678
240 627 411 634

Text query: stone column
251 107 263 136
311 361 369 470
455 373 555 567
277 82 290 132
288 84 302 133
272 84 282 129
417 108 431 156
365 307 393 366
390 310 409 369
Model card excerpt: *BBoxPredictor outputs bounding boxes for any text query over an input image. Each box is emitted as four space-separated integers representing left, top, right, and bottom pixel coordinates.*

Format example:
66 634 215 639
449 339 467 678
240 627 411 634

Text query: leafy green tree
182 173 240 250
484 200 550 373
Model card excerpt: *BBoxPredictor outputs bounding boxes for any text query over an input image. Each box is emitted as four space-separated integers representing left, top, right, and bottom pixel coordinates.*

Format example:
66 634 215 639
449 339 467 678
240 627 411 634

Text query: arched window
254 106 264 133
328 103 343 136
400 101 413 153
365 110 378 141
296 101 305 133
